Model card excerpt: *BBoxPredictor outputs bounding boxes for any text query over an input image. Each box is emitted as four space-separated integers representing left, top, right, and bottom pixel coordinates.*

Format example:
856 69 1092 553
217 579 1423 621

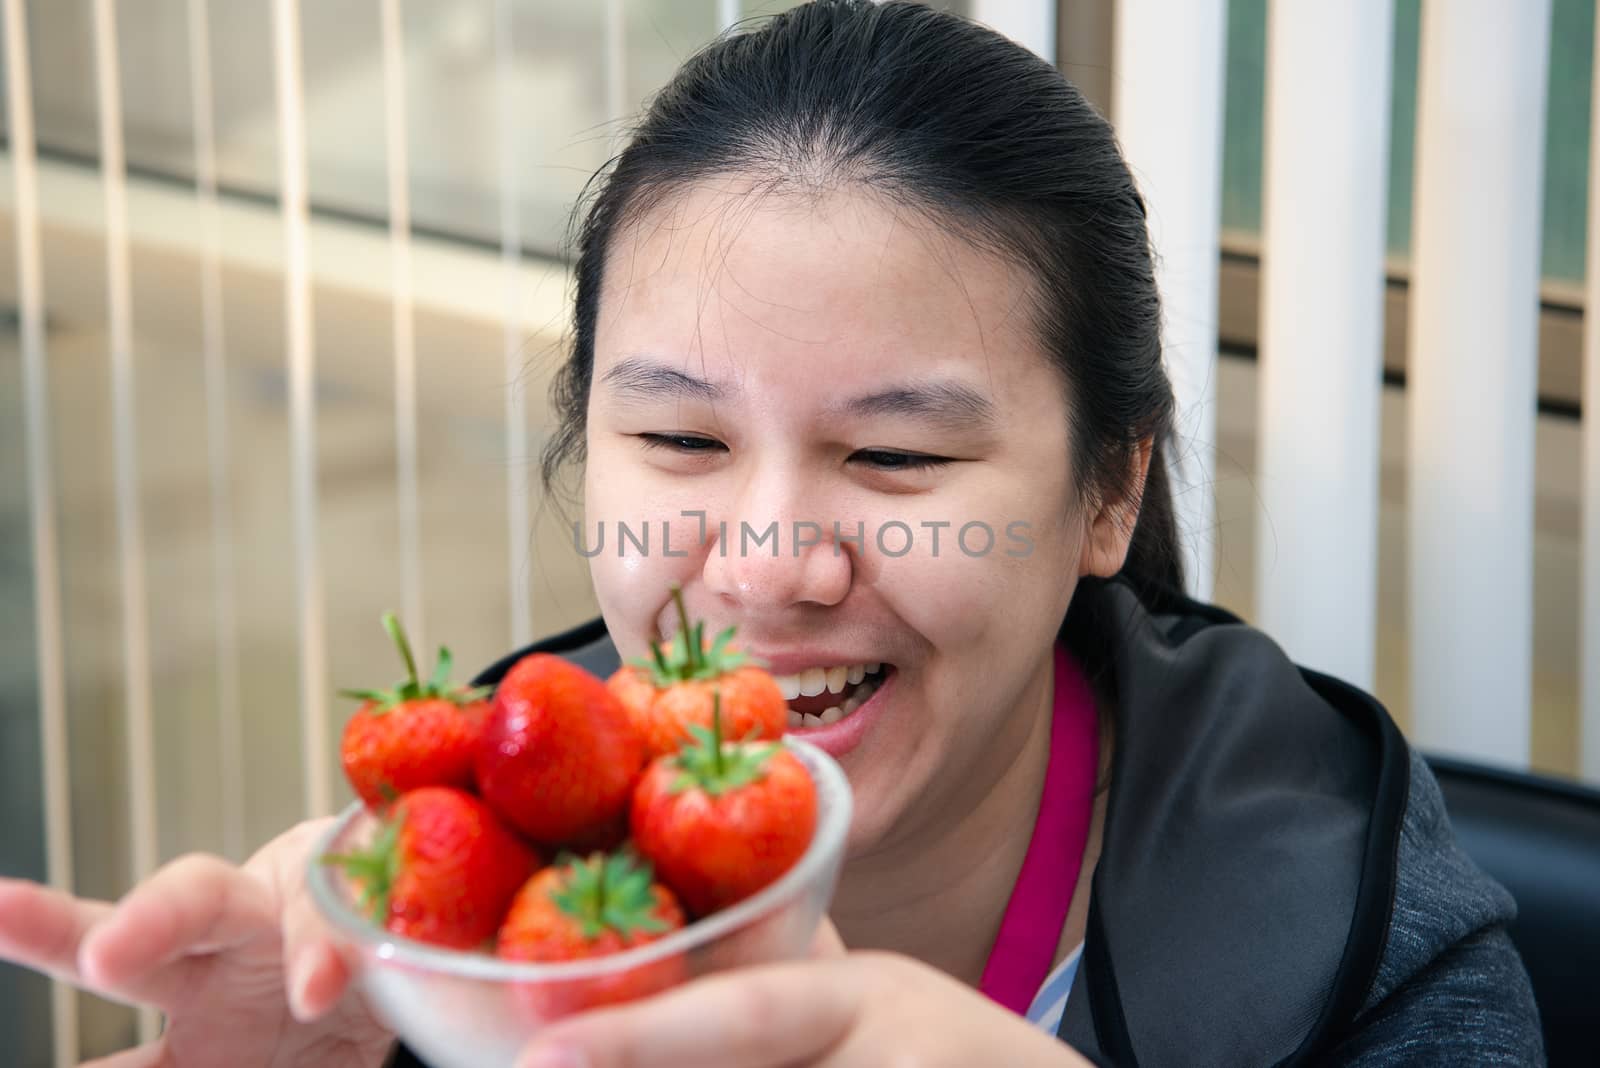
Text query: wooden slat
3 1 79 1061
1254 0 1394 688
1407 0 1551 768
271 0 331 817
380 0 425 653
90 0 160 1040
1582 7 1600 782
185 0 247 863
1113 0 1228 600
495 0 533 650
971 0 1056 62
1218 235 1586 415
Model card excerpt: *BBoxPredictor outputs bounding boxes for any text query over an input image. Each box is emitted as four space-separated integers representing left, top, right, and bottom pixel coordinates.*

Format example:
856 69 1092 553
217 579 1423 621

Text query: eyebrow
600 356 726 403
837 381 998 433
600 356 998 434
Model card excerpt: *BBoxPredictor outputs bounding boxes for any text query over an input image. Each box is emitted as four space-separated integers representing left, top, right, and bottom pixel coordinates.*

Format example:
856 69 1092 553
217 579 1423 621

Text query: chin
842 807 891 858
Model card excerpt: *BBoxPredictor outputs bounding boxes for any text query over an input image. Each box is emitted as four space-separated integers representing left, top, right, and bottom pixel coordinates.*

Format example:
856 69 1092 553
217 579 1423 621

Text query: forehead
594 178 1054 402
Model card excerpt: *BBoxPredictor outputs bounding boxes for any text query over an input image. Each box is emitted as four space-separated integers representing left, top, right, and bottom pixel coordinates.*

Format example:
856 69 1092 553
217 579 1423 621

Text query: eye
636 433 727 455
850 449 953 472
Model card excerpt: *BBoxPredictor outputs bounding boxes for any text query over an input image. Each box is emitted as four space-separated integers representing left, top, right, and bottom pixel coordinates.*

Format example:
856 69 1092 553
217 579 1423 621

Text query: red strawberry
631 694 818 917
497 851 686 1015
608 587 786 761
322 786 537 949
476 653 645 847
338 613 492 806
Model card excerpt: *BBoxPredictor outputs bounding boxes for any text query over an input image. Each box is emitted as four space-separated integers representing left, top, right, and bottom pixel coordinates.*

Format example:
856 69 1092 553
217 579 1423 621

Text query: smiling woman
494 2 1538 1065
0 2 1546 1067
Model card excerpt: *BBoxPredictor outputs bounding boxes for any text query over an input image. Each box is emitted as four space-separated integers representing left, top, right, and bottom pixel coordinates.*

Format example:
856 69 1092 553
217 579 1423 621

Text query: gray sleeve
1323 924 1543 1066
1323 750 1545 1066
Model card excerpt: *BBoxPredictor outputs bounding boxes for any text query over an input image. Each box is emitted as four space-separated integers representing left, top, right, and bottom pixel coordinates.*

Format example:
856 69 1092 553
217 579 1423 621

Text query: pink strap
977 642 1099 1016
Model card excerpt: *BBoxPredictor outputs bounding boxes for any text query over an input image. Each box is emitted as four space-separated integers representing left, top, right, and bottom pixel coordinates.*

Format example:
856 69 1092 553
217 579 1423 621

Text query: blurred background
0 0 1594 1063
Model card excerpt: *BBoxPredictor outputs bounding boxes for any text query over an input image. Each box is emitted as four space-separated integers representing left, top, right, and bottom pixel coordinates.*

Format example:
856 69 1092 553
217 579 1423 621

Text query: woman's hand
514 929 1093 1068
0 818 394 1068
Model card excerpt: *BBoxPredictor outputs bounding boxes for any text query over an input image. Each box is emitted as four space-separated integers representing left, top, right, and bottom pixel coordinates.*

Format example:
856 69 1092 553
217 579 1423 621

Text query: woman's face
583 179 1121 854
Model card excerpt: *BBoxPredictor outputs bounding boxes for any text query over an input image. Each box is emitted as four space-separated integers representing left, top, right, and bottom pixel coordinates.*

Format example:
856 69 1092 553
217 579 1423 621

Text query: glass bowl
307 738 852 1068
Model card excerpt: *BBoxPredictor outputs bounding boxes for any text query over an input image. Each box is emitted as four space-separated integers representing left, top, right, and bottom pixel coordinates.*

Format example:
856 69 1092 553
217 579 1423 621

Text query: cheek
864 507 1078 785
581 444 706 655
868 496 1082 658
842 512 1079 850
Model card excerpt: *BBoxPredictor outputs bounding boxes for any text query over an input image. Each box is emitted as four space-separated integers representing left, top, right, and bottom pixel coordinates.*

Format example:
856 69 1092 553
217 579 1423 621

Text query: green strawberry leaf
323 812 403 923
668 692 777 797
339 614 489 715
429 646 454 692
547 850 669 942
626 585 759 687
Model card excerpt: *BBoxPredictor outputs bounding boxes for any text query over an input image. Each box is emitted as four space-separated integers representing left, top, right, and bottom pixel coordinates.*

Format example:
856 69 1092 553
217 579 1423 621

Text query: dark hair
542 0 1184 596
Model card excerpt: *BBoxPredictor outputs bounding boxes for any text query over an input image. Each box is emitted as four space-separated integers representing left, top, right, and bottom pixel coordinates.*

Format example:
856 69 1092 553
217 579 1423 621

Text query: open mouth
770 663 892 730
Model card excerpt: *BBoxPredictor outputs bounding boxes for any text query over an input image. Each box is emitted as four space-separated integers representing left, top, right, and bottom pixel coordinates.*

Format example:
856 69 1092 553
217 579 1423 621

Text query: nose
700 479 853 616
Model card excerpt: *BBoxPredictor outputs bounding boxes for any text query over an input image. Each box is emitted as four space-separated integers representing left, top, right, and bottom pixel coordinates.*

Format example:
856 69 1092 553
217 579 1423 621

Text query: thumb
809 916 846 959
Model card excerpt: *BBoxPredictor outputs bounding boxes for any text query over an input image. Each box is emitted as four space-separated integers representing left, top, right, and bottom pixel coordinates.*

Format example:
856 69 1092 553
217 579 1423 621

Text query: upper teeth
786 672 884 731
774 663 882 700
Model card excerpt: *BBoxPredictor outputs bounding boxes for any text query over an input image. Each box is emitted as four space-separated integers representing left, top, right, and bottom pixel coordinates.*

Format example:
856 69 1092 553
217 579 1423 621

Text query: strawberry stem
341 613 487 714
383 612 420 688
712 691 726 778
625 586 754 687
669 692 779 798
669 584 696 674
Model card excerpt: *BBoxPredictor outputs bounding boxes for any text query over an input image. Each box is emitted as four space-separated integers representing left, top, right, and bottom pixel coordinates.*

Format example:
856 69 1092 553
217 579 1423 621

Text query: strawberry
497 851 686 1015
322 786 537 950
631 694 818 917
608 586 786 760
338 613 492 806
476 653 646 847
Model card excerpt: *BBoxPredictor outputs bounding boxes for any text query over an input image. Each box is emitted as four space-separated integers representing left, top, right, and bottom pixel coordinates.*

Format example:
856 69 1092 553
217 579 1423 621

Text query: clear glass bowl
307 738 852 1068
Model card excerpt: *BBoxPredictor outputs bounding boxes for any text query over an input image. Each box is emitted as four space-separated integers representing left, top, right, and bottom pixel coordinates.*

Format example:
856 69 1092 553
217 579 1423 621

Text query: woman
0 3 1542 1065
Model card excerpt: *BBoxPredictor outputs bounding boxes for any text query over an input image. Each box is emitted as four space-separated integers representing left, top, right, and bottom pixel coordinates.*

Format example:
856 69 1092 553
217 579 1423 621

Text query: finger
809 917 846 959
278 822 353 1021
0 877 113 986
80 1041 172 1068
517 959 862 1068
286 935 354 1022
78 854 276 1004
